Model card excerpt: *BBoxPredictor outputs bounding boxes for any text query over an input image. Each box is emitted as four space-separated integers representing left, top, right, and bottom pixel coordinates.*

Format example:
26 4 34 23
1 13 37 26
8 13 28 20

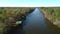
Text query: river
14 8 60 34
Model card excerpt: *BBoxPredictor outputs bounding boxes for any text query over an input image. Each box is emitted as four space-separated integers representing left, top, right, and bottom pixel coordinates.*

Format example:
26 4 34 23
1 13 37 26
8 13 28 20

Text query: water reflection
23 8 47 28
23 8 55 34
10 8 60 34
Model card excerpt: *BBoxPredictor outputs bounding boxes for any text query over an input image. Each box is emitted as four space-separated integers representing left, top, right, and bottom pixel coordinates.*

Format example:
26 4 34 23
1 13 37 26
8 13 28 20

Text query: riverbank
39 8 60 34
0 7 35 34
0 23 4 34
45 18 60 34
39 8 60 28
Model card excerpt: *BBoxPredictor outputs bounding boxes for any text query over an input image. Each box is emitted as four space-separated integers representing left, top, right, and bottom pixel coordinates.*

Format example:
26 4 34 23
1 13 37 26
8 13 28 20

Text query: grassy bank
45 18 60 34
0 23 4 34
0 7 35 33
40 7 60 21
0 7 35 23
40 7 60 28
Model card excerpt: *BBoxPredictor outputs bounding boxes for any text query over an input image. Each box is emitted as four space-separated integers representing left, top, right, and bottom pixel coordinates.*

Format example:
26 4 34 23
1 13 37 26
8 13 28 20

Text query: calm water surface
16 8 60 34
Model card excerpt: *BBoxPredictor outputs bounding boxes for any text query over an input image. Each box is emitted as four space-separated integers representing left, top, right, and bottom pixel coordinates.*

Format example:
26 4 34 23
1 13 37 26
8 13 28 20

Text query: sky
0 0 60 7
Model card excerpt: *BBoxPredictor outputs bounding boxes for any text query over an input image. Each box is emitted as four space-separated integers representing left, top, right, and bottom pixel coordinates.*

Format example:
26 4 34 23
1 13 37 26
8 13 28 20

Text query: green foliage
41 7 60 20
0 7 35 23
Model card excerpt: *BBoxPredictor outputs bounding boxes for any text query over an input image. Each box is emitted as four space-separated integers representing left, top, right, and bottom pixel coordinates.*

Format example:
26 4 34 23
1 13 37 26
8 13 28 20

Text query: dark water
15 8 60 34
23 8 55 34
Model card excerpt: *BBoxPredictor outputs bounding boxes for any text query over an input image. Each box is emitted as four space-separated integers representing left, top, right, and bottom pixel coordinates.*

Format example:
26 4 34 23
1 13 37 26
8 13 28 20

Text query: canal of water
12 8 60 34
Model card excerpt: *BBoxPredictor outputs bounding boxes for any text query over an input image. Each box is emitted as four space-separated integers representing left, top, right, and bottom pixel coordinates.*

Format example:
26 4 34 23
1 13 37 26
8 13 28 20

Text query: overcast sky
0 0 60 7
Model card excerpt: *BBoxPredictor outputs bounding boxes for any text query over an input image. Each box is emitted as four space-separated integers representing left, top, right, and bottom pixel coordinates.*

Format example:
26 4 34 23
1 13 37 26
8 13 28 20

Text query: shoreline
39 8 60 28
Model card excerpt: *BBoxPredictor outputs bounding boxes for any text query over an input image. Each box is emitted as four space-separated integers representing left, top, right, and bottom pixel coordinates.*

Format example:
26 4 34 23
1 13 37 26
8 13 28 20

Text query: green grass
0 7 35 23
0 23 4 33
0 7 35 33
40 7 60 21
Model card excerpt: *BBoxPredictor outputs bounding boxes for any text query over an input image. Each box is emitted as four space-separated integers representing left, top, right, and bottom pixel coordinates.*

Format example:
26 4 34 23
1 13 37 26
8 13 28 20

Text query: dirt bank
40 8 60 28
4 8 34 33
